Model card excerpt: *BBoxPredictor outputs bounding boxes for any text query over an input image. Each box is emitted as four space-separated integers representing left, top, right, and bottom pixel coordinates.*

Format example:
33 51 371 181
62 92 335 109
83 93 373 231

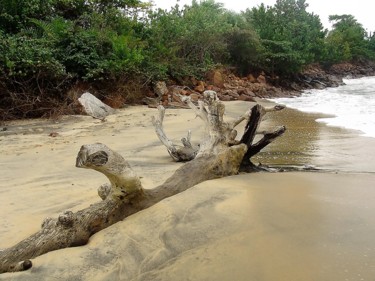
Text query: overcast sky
149 0 374 31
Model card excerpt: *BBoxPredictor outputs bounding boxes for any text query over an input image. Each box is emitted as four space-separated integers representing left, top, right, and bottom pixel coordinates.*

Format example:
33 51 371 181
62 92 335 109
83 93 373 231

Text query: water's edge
270 76 375 138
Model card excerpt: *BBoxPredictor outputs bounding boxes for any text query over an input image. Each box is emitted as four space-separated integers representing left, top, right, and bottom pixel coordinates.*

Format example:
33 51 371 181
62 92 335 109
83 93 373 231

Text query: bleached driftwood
153 91 286 169
0 91 285 274
78 92 115 120
152 105 198 161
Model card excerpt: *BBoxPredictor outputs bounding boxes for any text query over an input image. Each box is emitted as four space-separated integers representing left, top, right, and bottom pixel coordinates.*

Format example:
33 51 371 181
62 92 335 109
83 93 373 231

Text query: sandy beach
1 100 375 280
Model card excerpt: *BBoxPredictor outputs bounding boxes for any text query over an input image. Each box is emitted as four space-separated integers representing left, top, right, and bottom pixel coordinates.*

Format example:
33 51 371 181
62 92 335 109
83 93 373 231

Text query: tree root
0 91 286 274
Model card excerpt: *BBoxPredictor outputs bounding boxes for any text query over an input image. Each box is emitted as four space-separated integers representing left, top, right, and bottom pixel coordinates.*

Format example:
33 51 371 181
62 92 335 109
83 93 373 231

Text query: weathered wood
180 91 252 157
151 105 198 161
0 143 146 273
76 143 144 200
0 91 286 274
240 104 263 148
157 94 286 168
0 91 250 274
238 104 286 171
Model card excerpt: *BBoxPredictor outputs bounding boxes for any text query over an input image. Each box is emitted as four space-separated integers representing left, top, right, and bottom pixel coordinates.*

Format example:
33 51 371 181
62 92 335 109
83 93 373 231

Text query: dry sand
1 101 375 280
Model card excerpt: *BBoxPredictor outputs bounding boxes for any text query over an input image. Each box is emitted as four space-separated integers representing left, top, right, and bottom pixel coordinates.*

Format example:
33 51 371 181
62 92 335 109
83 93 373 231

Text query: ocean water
272 76 375 138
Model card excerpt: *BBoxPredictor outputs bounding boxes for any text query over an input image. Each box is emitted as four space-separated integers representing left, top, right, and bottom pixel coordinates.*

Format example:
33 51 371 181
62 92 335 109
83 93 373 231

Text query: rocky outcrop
292 64 344 90
329 61 375 77
145 71 298 108
286 61 375 91
145 61 375 108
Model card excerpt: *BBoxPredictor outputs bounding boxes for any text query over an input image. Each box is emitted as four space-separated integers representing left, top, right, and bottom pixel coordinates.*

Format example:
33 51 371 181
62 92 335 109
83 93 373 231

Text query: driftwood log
152 92 285 165
0 90 285 274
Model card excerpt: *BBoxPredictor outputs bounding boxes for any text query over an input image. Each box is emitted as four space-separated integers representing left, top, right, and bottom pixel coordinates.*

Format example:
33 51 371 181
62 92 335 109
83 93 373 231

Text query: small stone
161 93 169 102
247 74 257 83
224 90 239 98
22 260 32 270
194 81 205 93
220 95 232 101
238 88 256 97
49 132 59 137
257 75 267 84
208 70 224 88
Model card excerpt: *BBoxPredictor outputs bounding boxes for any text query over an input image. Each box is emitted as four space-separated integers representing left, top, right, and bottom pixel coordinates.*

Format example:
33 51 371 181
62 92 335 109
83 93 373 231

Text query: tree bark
239 104 286 171
0 91 285 274
152 105 198 161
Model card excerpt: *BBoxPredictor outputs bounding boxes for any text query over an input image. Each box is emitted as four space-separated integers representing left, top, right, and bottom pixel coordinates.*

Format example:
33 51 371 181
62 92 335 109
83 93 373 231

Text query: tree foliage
324 14 371 63
224 12 262 75
0 0 374 120
145 0 234 79
244 0 326 75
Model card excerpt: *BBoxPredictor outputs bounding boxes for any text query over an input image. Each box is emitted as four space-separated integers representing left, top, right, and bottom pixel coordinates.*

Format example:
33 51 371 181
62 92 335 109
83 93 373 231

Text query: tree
224 12 262 75
0 0 150 120
367 32 375 59
325 14 369 62
0 92 286 273
0 0 55 33
145 0 232 79
244 0 326 75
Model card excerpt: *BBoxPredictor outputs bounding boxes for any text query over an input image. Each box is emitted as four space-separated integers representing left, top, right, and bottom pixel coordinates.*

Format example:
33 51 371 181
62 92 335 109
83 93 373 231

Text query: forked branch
154 92 286 169
152 105 198 161
0 91 285 274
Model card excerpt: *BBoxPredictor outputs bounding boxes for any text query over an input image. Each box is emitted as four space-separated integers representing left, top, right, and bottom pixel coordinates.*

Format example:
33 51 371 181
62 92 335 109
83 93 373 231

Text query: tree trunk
0 91 285 274
152 105 198 161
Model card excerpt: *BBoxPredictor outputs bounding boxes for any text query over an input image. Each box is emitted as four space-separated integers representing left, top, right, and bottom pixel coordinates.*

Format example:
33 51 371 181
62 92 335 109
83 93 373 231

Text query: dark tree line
1 0 374 119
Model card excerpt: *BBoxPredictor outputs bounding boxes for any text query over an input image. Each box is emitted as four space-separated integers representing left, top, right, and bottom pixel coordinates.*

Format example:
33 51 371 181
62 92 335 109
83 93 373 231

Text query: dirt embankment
148 60 375 109
1 60 374 122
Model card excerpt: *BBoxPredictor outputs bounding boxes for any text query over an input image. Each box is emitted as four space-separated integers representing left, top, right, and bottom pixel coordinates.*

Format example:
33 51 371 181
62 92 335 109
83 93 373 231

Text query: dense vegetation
1 0 374 119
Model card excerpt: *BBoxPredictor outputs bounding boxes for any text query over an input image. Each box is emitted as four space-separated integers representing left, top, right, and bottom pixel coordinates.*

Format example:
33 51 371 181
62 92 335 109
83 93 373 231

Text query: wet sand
1 101 375 280
254 105 375 173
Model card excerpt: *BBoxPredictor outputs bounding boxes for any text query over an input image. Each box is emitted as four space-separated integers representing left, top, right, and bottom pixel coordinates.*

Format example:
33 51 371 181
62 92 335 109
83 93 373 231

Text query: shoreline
1 101 375 280
2 62 374 123
227 100 375 173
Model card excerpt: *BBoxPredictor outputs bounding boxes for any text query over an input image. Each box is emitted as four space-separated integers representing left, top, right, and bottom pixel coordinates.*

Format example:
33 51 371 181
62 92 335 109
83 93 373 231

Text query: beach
1 101 375 280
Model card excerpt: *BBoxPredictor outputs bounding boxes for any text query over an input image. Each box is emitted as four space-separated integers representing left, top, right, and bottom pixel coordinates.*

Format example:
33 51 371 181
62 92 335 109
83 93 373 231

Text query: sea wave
271 76 375 138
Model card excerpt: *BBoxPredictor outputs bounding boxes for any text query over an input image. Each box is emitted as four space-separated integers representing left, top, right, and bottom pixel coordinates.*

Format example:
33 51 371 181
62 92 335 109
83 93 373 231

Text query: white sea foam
272 76 375 138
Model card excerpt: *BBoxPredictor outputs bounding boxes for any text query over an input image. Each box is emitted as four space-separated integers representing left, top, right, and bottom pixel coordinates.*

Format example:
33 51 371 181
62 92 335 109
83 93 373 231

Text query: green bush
324 14 370 63
1 0 375 120
145 0 232 79
1 34 66 79
0 0 55 33
244 0 326 75
224 12 262 74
